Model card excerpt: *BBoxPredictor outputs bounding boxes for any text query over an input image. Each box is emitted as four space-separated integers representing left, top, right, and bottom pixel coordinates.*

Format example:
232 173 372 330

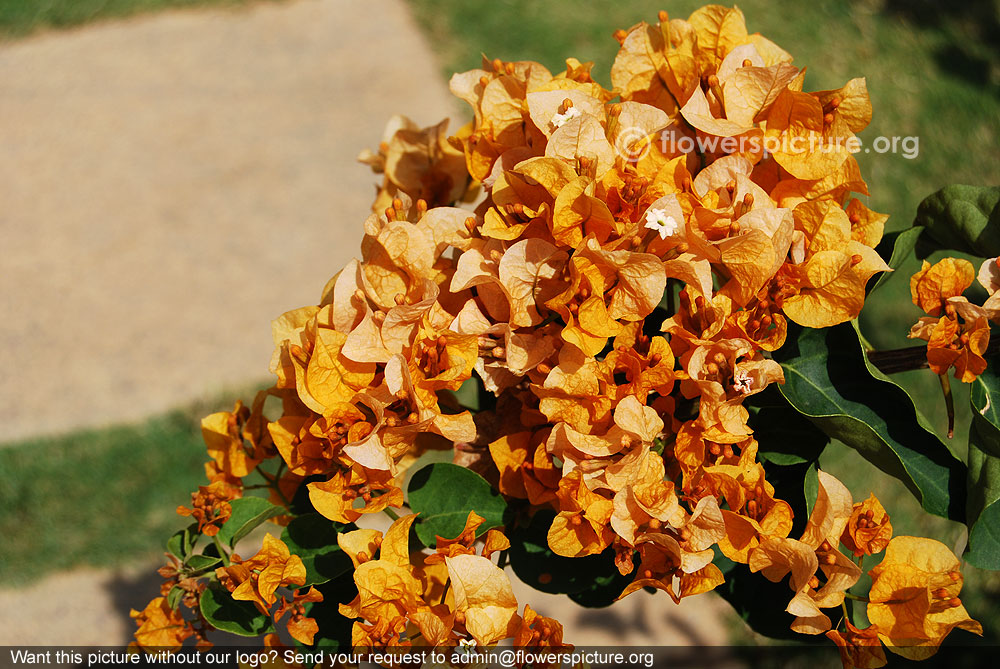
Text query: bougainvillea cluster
132 5 988 666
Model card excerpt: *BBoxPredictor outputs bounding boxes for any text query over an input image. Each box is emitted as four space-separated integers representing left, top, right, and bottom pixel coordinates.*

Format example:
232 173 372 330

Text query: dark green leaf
508 510 622 596
871 226 922 293
288 474 325 516
186 553 222 572
216 496 283 547
773 322 966 520
567 569 633 608
967 369 1000 570
280 513 354 586
202 540 221 558
765 460 819 539
740 386 823 535
407 463 509 547
747 385 829 466
199 584 272 636
302 571 357 650
166 523 197 560
914 184 1000 259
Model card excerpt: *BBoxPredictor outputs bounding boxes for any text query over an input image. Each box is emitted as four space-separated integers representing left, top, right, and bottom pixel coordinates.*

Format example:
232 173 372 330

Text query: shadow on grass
875 0 1000 96
106 565 262 646
0 382 269 587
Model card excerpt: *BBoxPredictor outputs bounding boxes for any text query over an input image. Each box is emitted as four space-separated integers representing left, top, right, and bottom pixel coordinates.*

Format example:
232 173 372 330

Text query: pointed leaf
280 513 354 586
773 322 966 520
199 584 273 636
166 523 197 560
967 368 1000 570
166 585 184 611
216 497 283 547
914 184 1000 259
407 463 509 547
186 554 222 573
747 385 829 466
870 226 922 293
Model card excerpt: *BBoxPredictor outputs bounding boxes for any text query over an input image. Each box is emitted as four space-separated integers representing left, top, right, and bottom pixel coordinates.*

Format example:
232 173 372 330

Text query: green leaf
166 523 197 560
401 448 455 505
303 570 357 650
280 513 354 586
166 585 184 611
764 460 819 539
508 510 623 596
747 385 829 466
773 322 966 520
185 553 222 573
407 463 509 548
567 569 633 608
914 184 1000 259
803 462 819 521
199 584 273 636
216 497 283 547
870 226 922 293
967 369 1000 570
452 376 482 411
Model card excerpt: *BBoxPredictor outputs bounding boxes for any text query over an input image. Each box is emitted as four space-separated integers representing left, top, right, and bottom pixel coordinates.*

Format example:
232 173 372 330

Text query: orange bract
136 5 987 663
867 537 983 660
908 258 992 382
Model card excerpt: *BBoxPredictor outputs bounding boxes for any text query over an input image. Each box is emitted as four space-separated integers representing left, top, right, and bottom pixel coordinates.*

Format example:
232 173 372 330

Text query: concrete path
0 0 457 444
0 557 740 649
0 0 738 650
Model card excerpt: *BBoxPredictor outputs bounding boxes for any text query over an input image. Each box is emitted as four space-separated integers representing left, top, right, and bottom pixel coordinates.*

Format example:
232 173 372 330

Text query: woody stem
269 460 291 506
866 338 1000 374
939 372 955 439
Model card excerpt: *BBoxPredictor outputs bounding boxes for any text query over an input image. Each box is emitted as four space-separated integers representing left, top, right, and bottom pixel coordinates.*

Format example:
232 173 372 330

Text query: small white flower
644 207 680 239
733 370 753 394
550 106 582 128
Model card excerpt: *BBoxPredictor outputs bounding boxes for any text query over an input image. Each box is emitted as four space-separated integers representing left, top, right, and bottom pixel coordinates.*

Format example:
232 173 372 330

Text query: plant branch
939 372 955 438
866 338 1000 374
212 535 231 567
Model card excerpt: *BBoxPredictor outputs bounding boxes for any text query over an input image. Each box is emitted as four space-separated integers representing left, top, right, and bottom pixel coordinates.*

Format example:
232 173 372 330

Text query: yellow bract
137 5 985 664
868 537 983 660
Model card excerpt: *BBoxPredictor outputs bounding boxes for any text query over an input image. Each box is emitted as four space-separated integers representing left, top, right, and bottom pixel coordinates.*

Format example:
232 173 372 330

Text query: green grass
0 0 995 644
0 398 236 586
0 0 284 39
